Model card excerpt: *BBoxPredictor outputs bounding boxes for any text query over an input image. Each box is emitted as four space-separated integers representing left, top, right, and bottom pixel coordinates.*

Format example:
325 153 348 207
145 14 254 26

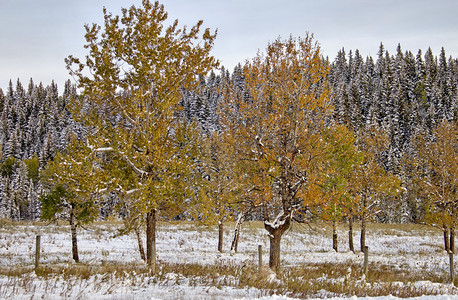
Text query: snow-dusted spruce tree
65 0 217 267
12 160 29 219
0 156 17 219
220 34 332 272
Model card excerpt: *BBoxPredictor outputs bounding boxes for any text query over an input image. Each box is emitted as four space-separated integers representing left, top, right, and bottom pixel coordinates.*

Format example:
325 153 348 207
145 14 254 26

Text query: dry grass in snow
0 219 457 299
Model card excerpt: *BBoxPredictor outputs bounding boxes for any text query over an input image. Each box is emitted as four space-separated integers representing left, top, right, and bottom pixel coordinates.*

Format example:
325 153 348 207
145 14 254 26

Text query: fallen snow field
0 221 457 299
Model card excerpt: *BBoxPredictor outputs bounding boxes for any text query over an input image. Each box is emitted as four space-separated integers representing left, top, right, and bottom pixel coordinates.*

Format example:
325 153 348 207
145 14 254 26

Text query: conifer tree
13 160 29 219
0 89 4 112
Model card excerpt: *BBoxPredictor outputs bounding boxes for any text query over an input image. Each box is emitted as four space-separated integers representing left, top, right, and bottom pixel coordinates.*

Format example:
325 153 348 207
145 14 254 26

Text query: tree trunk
231 214 243 252
360 217 366 253
135 226 146 261
444 224 450 253
332 220 338 252
233 228 240 252
218 221 224 253
146 209 156 268
69 209 79 263
264 212 291 272
450 225 455 254
360 196 367 253
348 216 354 253
268 230 282 272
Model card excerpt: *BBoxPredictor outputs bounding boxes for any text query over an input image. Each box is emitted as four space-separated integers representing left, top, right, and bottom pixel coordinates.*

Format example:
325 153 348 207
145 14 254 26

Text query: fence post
258 245 262 273
35 235 41 273
363 246 369 276
450 252 455 284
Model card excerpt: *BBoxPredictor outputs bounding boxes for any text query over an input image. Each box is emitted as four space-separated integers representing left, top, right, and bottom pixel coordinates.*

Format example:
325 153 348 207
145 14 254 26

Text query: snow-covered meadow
0 220 457 299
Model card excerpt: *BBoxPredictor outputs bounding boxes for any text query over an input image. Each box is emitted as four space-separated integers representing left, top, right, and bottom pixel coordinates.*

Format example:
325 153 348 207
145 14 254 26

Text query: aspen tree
221 34 332 271
65 0 217 265
186 131 240 252
352 126 402 252
413 121 457 253
314 125 362 252
40 137 100 262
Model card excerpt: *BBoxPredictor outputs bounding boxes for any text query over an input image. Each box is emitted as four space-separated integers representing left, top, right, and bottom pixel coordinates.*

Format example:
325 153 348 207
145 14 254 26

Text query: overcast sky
1 0 458 92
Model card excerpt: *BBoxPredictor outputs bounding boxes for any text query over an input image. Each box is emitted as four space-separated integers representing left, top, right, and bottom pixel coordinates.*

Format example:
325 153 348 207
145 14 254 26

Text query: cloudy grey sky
1 0 457 92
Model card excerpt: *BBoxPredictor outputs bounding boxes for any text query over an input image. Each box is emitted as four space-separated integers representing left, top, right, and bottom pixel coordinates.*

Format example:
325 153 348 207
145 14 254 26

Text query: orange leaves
221 34 332 220
413 120 458 225
349 126 402 220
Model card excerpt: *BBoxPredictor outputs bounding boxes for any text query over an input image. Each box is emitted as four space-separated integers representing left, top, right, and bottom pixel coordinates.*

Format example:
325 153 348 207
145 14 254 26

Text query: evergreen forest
1 44 456 222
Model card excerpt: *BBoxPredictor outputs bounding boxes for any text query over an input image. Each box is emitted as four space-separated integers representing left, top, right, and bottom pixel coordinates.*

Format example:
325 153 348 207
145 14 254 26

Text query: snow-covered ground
0 221 457 299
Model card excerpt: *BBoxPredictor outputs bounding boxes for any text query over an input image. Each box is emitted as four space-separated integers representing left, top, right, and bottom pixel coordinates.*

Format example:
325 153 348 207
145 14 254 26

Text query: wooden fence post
258 245 262 273
35 235 41 273
363 246 369 276
450 252 455 284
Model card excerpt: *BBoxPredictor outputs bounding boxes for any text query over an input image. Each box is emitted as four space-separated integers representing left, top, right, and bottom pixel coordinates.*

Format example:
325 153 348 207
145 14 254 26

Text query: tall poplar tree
65 0 218 266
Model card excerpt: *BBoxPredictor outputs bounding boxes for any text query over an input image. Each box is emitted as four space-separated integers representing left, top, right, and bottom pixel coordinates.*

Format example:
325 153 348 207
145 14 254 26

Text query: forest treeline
0 45 456 223
0 80 82 220
0 0 456 272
